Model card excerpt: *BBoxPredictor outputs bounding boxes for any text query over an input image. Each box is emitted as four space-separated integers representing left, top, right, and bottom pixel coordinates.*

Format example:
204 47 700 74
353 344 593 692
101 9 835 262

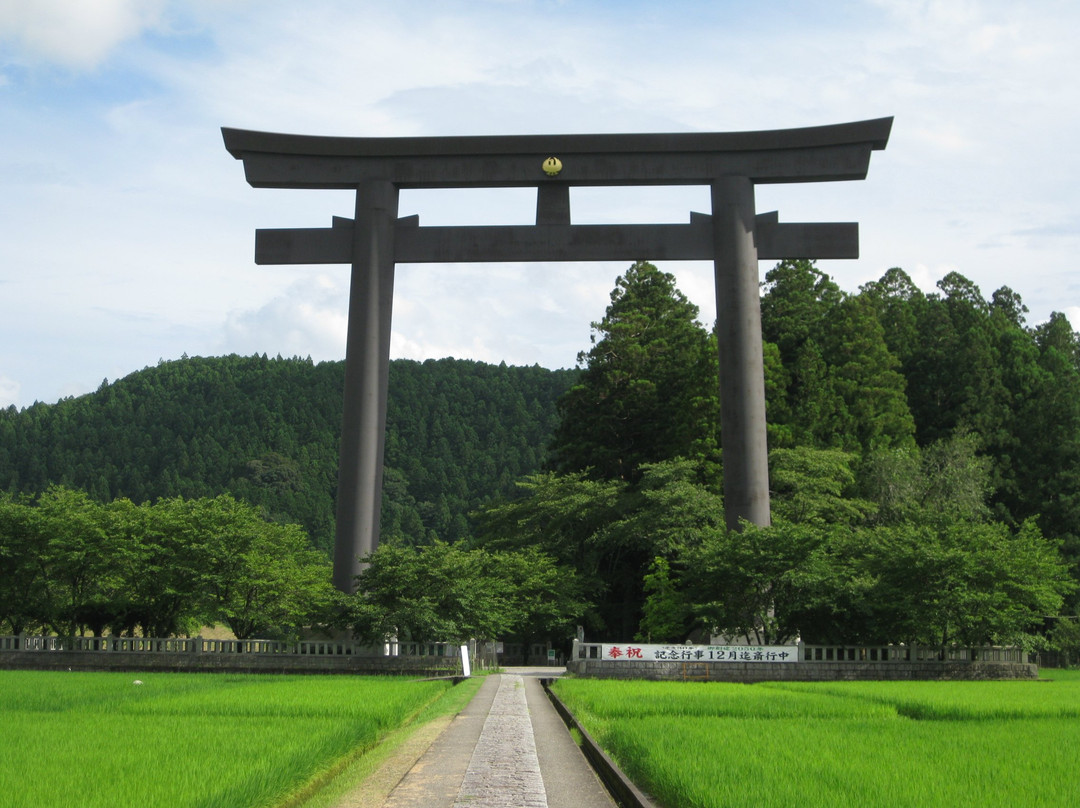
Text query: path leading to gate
343 668 617 808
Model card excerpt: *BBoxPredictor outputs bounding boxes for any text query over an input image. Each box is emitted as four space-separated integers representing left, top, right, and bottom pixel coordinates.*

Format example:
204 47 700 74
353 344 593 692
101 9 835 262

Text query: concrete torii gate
223 117 892 592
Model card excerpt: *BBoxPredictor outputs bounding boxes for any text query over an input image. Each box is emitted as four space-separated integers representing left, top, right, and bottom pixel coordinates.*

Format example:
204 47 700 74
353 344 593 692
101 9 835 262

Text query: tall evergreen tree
762 260 913 452
821 294 915 451
549 261 720 482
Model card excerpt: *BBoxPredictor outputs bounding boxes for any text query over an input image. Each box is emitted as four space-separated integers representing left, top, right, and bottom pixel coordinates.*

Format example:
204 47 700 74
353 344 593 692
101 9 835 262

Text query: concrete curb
540 679 658 808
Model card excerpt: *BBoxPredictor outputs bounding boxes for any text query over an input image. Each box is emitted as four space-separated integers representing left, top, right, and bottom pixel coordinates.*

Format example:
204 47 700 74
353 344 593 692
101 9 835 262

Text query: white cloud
221 273 349 361
0 375 20 409
0 0 167 68
1065 307 1080 333
909 264 951 296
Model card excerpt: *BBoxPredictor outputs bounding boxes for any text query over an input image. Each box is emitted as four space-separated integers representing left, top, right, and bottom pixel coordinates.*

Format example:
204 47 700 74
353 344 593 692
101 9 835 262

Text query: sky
2 0 1078 409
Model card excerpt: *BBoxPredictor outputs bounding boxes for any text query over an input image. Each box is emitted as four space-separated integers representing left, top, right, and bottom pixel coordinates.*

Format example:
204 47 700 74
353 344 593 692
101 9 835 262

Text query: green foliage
472 470 625 598
789 519 1074 646
0 494 47 634
195 501 338 640
550 261 720 482
5 256 1080 648
474 459 725 639
476 440 1072 648
861 267 1080 556
31 487 116 636
381 358 575 545
351 541 585 645
604 459 726 556
858 432 992 526
636 557 691 643
1045 617 1080 668
769 446 875 526
0 489 333 638
762 260 914 452
682 521 823 644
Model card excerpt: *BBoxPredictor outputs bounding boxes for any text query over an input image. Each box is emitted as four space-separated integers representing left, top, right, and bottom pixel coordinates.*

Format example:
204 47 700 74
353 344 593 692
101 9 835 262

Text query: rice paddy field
0 670 473 808
552 669 1080 808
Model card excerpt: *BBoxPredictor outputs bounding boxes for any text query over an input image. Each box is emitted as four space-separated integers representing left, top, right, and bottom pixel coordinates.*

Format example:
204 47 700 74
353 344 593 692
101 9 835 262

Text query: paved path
379 669 616 808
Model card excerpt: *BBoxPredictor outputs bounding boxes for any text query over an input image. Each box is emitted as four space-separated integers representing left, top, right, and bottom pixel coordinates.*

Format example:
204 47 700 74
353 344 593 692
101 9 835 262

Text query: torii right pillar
713 175 771 530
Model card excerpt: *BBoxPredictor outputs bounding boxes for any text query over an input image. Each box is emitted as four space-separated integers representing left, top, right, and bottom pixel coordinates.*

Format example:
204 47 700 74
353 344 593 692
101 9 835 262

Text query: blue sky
2 0 1079 408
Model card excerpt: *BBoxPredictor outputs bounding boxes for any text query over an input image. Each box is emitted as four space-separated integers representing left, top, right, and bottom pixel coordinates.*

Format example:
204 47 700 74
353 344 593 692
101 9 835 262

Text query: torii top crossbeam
223 117 891 187
224 117 892 592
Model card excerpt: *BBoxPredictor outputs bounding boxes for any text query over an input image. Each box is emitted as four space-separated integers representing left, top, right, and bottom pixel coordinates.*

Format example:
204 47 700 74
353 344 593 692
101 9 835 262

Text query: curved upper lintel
222 118 892 189
222 117 892 160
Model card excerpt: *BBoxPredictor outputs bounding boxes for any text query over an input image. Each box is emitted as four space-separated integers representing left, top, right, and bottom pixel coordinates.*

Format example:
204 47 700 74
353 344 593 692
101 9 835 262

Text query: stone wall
566 659 1038 681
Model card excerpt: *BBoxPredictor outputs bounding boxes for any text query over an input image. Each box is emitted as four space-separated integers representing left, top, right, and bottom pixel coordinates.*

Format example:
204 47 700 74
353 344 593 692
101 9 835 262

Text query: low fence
0 634 472 676
568 640 1036 681
800 643 1023 663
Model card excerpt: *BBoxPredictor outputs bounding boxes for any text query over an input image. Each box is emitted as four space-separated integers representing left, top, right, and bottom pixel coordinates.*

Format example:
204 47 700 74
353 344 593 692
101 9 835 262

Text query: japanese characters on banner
600 644 798 663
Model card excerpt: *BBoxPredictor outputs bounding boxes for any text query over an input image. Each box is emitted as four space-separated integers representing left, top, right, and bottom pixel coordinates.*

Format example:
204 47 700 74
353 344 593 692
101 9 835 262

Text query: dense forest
475 260 1079 651
3 259 1080 656
0 356 576 551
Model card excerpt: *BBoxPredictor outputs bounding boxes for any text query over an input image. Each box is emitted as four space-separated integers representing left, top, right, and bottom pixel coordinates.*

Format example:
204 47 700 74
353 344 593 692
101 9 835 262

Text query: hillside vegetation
0 356 575 551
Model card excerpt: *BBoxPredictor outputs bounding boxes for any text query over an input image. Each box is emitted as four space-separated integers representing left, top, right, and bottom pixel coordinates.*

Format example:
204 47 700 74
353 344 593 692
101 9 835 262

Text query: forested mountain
0 356 577 551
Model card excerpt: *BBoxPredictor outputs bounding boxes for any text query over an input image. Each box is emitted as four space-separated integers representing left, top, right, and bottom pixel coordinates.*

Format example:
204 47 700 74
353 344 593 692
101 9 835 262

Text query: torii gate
223 117 892 592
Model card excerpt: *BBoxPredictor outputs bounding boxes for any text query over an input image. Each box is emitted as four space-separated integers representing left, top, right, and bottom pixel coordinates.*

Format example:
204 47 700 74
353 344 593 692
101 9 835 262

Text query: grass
553 672 1080 808
289 674 484 808
0 671 474 808
1040 666 1080 681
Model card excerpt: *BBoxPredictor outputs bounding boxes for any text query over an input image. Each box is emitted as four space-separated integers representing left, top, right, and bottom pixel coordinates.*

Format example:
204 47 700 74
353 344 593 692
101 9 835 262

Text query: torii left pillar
332 180 398 592
712 175 771 528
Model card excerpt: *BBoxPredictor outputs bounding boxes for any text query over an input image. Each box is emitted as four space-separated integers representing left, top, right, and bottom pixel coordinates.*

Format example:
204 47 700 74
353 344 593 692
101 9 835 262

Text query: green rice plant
1040 666 1080 681
0 669 204 713
552 678 1080 807
0 672 455 808
554 678 896 720
595 715 1080 807
764 679 1080 720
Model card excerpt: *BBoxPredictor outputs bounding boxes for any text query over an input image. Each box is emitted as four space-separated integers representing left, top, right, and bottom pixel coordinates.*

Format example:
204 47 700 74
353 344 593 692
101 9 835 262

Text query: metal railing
2 634 462 659
800 644 1024 663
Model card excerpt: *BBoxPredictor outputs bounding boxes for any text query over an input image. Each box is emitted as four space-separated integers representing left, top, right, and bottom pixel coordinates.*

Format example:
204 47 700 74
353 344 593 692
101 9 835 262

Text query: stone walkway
378 669 616 808
452 674 546 807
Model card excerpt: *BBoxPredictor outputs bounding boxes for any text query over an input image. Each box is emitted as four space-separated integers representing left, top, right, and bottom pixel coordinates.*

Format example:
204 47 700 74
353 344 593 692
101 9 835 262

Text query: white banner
599 644 798 663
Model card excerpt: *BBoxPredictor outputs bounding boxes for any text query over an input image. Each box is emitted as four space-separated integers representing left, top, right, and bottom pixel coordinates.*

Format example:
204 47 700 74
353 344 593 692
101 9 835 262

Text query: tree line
0 488 334 639
2 258 1080 657
0 487 584 646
